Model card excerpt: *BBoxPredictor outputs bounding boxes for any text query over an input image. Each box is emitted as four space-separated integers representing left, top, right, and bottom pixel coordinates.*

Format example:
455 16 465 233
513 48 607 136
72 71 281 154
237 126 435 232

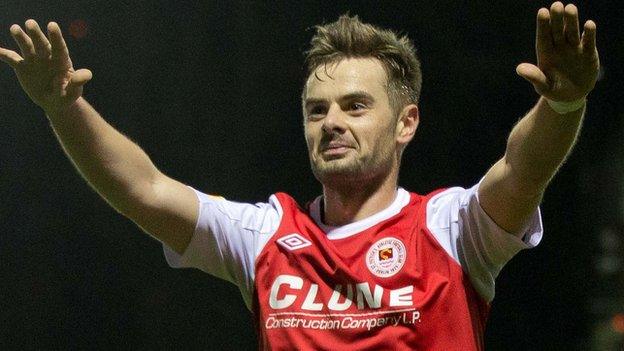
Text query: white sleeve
162 186 282 308
426 181 543 302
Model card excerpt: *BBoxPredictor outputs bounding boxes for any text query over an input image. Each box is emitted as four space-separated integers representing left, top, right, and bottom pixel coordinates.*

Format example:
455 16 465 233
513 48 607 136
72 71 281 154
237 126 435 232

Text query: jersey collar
309 187 410 240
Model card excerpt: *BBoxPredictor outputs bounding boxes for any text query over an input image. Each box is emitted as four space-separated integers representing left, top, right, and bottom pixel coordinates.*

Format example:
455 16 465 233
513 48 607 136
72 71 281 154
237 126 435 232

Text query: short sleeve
425 182 543 302
162 186 282 308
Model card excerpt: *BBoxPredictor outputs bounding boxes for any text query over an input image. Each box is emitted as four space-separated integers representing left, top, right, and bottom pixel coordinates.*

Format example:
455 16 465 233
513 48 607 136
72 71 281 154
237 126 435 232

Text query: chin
311 159 370 183
310 153 397 186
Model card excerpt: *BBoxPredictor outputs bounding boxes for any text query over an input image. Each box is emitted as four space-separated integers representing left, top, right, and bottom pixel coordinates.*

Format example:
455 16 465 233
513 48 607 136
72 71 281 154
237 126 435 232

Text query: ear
396 104 419 145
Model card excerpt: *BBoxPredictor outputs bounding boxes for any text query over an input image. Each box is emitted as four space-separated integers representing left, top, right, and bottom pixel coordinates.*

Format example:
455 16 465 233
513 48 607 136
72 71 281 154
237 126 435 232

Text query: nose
322 103 347 134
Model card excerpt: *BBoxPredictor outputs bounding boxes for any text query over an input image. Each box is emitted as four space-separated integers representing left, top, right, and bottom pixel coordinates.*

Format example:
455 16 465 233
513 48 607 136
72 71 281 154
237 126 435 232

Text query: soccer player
0 2 599 350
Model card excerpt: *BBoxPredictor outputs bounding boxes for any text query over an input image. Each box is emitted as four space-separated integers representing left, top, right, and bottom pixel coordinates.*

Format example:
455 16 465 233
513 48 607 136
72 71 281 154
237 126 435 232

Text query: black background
1 1 622 350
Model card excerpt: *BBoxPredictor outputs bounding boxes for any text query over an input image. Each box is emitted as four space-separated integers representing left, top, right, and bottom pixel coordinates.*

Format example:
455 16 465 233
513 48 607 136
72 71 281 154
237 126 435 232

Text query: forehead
304 58 389 100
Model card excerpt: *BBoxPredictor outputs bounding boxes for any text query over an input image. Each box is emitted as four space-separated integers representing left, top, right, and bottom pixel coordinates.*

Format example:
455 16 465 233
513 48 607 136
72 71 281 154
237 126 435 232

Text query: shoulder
423 185 477 225
189 188 292 235
400 186 474 226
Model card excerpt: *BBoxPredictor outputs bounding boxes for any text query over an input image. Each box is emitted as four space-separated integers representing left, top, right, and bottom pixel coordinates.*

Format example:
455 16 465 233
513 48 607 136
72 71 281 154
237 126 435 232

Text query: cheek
303 123 318 149
369 123 397 152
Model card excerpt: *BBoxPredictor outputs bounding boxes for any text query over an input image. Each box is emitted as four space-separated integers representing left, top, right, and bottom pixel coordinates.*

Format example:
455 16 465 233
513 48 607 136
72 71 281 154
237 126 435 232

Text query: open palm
0 19 92 114
516 2 599 102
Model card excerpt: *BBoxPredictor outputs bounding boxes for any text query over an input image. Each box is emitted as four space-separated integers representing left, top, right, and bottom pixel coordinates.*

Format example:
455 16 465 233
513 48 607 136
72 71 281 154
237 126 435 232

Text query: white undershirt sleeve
426 181 543 302
162 186 282 309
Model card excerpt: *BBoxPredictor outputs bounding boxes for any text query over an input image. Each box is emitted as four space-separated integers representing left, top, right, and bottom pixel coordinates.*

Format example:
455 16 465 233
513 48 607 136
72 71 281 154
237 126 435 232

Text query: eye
311 106 326 114
350 102 368 112
307 105 327 119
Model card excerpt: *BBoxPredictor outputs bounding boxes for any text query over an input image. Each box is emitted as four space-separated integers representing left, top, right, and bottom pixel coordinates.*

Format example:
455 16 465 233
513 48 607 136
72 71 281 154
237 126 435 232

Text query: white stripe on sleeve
162 186 282 309
426 182 543 302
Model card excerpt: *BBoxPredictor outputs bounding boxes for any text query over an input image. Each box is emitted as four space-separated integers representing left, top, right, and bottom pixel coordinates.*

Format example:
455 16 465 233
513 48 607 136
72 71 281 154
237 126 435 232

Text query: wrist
44 98 83 121
545 97 586 114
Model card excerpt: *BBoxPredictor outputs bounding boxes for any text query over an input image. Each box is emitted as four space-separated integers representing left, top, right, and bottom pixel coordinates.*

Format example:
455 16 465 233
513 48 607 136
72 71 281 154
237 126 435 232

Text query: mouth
320 143 354 157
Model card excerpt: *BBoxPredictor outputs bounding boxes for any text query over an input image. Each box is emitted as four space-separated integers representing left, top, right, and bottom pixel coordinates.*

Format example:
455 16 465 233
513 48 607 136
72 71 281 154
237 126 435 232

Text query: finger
564 4 580 46
65 68 92 99
516 63 550 94
581 20 597 54
9 24 36 60
24 19 52 59
0 47 24 68
70 68 92 86
47 22 70 65
550 2 565 46
536 8 553 51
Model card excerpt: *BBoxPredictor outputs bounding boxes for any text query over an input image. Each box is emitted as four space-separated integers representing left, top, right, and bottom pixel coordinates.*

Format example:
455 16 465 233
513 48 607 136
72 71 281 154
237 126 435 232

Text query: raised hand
0 20 92 114
516 2 599 102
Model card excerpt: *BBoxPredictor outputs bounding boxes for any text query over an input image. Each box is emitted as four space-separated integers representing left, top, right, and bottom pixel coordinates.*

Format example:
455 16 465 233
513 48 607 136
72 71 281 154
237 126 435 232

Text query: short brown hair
304 14 422 114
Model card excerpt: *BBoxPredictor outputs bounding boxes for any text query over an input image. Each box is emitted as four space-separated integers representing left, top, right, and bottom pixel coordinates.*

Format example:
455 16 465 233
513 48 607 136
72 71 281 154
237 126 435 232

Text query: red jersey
164 184 542 350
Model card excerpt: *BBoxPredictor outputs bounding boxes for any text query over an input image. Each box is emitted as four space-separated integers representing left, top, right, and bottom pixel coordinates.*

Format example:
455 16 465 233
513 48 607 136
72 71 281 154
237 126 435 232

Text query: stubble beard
309 146 396 188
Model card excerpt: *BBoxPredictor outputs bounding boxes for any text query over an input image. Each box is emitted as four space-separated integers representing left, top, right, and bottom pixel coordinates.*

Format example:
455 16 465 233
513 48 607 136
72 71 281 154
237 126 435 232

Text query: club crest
366 237 406 278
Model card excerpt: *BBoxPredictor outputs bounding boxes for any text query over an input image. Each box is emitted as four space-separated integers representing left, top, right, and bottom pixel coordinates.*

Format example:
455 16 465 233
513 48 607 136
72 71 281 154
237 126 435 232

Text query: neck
321 167 399 226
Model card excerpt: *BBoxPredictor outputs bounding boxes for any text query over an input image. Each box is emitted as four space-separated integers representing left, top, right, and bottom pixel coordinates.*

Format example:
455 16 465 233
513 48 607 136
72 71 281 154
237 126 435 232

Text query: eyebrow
304 90 376 108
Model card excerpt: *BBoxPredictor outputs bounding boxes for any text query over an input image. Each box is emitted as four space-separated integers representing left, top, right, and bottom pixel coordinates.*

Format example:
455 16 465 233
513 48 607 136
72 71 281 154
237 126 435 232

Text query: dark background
1 1 622 350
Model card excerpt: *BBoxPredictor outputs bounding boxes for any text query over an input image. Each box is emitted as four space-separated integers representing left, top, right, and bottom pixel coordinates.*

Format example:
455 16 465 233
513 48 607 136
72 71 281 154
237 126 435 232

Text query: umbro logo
277 233 312 251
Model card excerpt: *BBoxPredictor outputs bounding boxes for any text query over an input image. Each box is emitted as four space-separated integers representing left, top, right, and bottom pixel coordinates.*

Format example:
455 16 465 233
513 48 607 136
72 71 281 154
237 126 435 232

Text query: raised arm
0 20 198 253
478 2 599 235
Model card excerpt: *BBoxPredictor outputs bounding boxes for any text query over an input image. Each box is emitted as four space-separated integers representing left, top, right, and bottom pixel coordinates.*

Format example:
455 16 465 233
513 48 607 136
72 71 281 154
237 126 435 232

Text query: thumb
516 63 549 95
65 68 92 99
68 68 92 88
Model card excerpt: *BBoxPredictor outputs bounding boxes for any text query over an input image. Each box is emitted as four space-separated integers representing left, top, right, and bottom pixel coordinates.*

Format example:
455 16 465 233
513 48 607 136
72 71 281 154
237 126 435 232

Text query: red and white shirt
163 182 542 350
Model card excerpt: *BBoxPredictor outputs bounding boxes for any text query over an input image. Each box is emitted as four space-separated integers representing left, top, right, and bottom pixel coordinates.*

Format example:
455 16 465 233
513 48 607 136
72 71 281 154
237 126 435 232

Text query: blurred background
0 0 622 349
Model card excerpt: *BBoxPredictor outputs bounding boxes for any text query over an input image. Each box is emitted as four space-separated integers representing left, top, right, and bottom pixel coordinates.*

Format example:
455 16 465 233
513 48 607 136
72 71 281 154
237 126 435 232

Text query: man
0 2 599 350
